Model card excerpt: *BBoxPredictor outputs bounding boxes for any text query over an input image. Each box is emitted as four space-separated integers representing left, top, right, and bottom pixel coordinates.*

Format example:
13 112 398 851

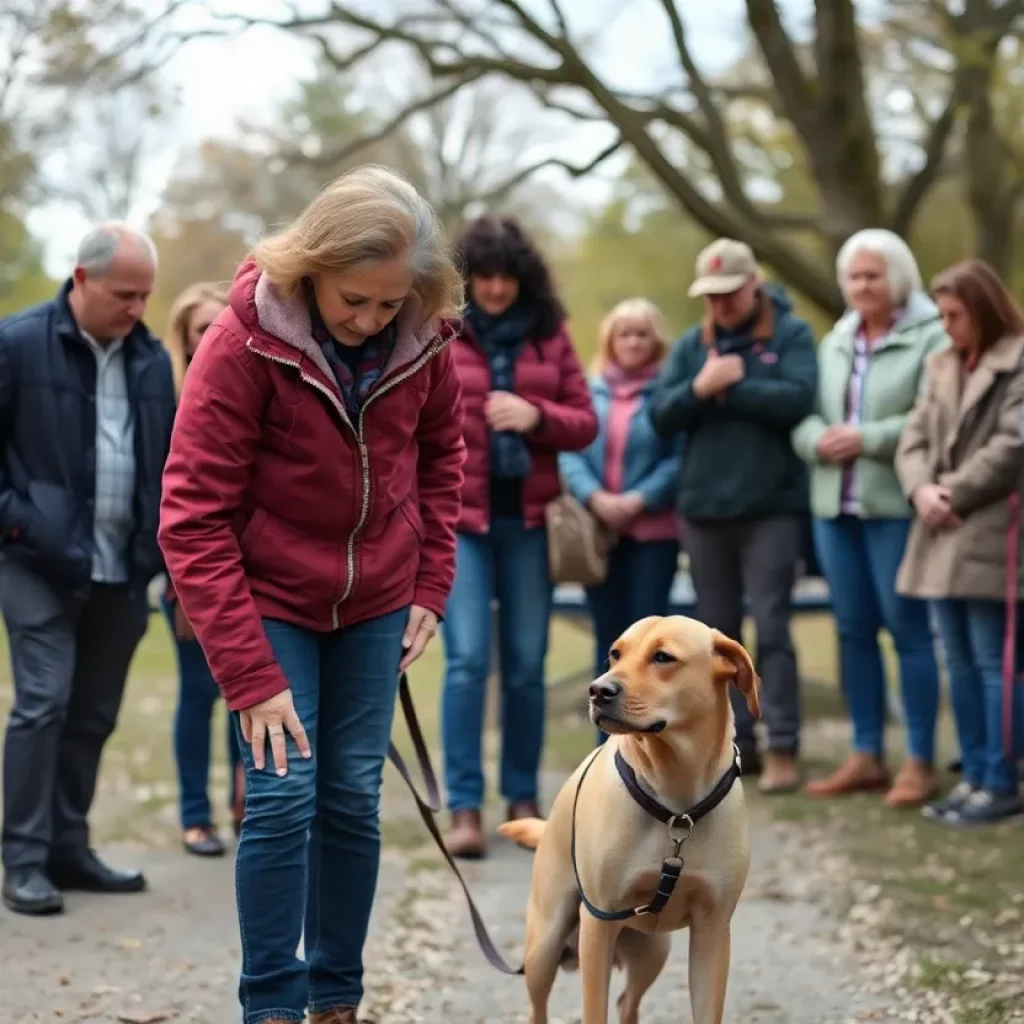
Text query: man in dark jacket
0 223 175 915
651 238 817 793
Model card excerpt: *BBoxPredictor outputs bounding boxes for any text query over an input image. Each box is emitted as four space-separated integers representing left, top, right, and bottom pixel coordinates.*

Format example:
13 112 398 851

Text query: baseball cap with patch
688 239 758 298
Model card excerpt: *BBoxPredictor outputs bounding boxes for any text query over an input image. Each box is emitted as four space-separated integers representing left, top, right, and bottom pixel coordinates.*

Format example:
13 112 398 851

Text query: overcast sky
29 0 803 275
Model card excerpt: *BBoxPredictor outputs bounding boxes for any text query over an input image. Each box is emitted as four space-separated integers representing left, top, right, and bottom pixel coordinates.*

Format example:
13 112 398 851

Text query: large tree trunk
962 60 1016 275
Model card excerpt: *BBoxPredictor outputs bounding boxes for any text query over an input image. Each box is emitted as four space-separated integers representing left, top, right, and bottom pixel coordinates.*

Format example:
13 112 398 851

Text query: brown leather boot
884 758 937 808
507 799 540 822
447 809 486 859
309 1009 357 1024
757 750 801 794
803 753 890 798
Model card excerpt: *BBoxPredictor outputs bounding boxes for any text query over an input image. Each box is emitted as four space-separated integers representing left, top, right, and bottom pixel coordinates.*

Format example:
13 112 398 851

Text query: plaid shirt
839 308 902 514
309 300 396 420
82 331 135 583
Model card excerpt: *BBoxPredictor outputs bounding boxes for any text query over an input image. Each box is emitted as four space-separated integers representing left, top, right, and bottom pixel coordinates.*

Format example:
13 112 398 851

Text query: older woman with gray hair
793 228 946 807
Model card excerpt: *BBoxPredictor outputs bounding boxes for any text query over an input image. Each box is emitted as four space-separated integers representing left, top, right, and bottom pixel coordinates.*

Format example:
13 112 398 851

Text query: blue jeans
813 516 939 762
441 518 552 811
931 599 1024 794
233 608 407 1022
163 598 242 829
586 537 679 745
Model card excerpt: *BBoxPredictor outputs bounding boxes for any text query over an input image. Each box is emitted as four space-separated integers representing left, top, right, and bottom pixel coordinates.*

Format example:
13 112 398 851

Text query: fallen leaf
116 1013 172 1024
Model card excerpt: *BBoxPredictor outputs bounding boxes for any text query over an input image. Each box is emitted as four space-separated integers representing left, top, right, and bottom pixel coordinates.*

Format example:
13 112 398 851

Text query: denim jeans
163 599 241 829
232 607 407 1022
812 516 939 763
587 537 679 745
441 517 552 811
930 599 1024 794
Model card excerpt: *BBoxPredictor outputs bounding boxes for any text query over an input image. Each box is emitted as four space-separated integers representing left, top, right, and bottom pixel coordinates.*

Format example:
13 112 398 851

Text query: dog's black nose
589 678 622 706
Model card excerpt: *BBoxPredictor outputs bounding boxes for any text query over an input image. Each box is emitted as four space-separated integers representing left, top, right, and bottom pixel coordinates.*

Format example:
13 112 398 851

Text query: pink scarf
603 361 659 398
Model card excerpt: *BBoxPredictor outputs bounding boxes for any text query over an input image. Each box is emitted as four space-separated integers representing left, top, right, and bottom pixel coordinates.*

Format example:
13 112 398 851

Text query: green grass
914 957 1022 1023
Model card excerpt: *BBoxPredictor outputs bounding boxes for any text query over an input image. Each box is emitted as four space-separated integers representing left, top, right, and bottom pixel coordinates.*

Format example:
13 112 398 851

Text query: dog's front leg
577 908 623 1024
687 913 732 1024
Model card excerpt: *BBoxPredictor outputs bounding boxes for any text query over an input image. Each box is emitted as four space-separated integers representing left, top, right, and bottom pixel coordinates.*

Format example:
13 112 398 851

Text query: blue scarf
308 293 395 420
465 301 538 480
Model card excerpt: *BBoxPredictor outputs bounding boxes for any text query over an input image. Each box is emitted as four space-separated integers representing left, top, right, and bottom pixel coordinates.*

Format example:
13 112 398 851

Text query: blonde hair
250 164 463 328
592 298 670 374
164 282 229 395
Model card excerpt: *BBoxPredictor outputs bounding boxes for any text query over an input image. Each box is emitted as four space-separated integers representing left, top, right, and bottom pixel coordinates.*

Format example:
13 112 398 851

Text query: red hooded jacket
158 260 466 710
450 320 598 532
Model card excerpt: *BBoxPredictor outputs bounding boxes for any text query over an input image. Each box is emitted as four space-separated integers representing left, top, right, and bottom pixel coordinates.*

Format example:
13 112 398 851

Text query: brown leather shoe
884 758 937 808
447 808 486 859
310 1009 357 1024
507 799 540 822
803 753 891 798
757 750 801 794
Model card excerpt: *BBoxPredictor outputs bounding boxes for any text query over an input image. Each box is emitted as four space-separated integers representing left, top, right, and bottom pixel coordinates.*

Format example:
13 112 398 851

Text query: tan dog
499 615 761 1024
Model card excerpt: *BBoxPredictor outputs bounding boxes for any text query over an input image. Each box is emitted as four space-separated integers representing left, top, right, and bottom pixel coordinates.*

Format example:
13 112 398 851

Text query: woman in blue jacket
560 299 683 741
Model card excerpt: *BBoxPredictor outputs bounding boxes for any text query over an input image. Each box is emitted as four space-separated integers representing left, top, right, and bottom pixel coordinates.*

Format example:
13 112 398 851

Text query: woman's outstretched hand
240 690 312 776
401 604 438 671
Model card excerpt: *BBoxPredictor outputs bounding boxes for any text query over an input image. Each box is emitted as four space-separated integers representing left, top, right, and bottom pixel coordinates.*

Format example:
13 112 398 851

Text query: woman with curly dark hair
442 215 597 858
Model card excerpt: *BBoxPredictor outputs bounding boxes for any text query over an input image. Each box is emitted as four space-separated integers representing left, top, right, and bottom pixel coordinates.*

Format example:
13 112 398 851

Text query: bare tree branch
285 70 486 168
545 0 571 38
744 0 817 138
533 136 624 178
656 0 756 219
891 79 962 234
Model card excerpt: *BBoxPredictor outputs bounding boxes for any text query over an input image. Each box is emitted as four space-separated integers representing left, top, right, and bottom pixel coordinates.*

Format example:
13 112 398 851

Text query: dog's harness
571 744 743 922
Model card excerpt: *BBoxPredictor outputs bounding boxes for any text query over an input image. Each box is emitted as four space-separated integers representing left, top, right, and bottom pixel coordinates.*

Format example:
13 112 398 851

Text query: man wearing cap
650 238 817 793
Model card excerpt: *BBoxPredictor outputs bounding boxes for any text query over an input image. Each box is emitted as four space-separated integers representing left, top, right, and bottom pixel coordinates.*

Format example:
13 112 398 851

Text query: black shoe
922 780 976 821
48 850 147 893
940 789 1024 827
2 867 64 915
182 827 226 858
736 741 763 777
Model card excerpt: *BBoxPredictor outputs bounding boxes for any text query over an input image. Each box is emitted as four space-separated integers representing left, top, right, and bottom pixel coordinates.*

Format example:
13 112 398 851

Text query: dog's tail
497 817 546 850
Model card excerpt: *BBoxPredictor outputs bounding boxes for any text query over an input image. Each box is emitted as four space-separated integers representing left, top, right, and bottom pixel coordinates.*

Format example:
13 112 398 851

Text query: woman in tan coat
896 259 1024 826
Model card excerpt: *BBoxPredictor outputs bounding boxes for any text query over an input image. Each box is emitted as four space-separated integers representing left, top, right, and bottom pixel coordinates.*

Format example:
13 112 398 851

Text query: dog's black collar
613 745 742 829
571 744 742 923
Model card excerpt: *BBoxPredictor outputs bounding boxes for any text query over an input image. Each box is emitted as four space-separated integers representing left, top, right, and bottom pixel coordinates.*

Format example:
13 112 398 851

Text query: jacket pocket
238 508 268 553
398 495 425 542
27 480 77 538
19 481 91 581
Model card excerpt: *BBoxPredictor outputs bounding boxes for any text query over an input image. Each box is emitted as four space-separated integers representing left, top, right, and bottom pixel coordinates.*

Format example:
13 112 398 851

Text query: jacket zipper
246 335 450 628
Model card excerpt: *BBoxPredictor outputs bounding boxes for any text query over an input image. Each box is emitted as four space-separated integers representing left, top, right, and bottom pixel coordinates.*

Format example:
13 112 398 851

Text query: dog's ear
711 631 761 719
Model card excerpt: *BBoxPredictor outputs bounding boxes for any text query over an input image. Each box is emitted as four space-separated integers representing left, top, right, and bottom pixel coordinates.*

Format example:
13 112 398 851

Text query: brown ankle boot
310 1010 357 1024
757 750 801 794
447 808 486 859
885 758 937 808
803 753 890 798
309 1009 357 1024
506 799 540 822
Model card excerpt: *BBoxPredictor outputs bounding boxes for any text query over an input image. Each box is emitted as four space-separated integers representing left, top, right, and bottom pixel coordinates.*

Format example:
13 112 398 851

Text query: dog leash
387 673 525 975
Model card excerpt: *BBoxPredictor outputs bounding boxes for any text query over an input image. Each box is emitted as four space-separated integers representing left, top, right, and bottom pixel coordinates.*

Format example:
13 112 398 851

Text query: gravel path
1 784 911 1024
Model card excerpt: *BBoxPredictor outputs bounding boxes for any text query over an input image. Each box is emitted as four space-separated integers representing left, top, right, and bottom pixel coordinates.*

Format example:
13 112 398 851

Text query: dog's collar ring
667 814 693 846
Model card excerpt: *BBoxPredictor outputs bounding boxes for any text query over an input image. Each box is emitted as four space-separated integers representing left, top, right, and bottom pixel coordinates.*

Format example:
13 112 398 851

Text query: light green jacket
792 292 949 519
